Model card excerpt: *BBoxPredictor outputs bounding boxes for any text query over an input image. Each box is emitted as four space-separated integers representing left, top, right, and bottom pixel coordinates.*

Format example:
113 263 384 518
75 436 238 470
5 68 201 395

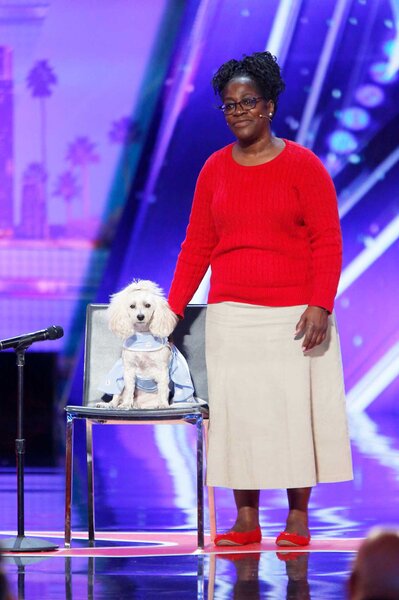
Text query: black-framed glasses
217 96 264 115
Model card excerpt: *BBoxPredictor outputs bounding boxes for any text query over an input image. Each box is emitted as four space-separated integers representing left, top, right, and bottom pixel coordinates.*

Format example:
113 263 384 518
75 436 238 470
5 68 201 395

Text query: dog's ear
107 289 132 338
149 298 178 338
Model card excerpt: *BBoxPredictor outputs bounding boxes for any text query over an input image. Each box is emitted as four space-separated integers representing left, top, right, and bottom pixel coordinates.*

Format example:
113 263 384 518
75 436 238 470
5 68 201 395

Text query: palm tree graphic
66 136 99 219
108 116 141 196
23 162 47 183
26 60 57 172
53 171 79 226
108 116 141 145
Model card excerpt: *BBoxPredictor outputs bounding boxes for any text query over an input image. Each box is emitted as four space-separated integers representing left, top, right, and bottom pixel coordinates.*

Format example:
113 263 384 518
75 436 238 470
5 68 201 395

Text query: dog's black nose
137 314 145 321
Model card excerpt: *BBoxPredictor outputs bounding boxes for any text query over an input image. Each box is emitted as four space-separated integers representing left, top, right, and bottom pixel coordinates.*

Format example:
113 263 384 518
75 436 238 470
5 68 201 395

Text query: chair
64 304 216 548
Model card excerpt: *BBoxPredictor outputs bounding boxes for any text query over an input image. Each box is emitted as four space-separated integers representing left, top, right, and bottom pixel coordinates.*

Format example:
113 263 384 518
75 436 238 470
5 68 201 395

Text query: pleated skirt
205 302 353 489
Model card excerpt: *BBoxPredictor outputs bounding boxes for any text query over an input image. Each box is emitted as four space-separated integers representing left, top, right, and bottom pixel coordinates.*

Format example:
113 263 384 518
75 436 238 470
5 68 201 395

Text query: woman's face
221 76 273 143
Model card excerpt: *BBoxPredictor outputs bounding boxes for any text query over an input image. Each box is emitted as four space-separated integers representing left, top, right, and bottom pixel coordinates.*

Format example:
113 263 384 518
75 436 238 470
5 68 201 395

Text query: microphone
0 326 64 350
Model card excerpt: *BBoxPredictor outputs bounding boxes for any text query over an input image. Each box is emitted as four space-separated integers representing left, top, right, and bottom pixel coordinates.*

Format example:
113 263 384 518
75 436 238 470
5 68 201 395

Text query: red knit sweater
168 139 342 316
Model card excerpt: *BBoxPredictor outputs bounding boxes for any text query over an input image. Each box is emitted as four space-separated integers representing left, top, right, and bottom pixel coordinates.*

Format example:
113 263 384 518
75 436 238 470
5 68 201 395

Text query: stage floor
1 534 357 599
0 528 361 600
1 410 398 598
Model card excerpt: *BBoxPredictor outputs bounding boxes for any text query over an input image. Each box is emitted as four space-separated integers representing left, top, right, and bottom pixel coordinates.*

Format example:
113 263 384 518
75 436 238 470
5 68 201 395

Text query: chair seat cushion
65 403 209 420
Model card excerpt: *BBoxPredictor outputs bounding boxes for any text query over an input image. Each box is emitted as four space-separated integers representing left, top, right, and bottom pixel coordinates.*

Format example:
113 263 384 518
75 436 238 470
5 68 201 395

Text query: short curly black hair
212 51 285 113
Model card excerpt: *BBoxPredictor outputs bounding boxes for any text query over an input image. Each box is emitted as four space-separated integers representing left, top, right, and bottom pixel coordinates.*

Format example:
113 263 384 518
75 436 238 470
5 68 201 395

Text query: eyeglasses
218 96 264 115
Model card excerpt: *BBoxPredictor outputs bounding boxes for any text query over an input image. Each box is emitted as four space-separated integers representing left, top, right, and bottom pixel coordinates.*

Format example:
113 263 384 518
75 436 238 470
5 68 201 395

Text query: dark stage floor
1 410 398 598
3 547 355 599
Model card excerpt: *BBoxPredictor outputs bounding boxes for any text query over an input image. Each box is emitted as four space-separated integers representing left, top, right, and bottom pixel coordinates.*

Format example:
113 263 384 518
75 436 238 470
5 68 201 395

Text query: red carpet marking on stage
0 531 363 557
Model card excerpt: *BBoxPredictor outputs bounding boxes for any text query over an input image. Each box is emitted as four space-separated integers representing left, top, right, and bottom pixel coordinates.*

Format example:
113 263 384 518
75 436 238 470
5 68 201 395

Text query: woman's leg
284 487 311 536
230 489 260 532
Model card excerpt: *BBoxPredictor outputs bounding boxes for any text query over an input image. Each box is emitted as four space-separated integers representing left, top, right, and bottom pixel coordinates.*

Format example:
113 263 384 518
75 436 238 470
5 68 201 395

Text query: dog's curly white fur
97 280 178 410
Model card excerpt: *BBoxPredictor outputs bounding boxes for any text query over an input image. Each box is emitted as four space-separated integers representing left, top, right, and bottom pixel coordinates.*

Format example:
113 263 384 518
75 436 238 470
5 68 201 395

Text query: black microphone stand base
1 535 58 552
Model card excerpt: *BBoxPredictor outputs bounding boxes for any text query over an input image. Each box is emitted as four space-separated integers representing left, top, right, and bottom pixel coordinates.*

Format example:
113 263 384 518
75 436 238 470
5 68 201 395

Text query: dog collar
123 332 168 352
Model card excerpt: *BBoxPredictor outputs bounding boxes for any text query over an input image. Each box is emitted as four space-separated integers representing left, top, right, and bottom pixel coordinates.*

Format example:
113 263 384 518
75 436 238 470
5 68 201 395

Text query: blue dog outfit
99 332 196 404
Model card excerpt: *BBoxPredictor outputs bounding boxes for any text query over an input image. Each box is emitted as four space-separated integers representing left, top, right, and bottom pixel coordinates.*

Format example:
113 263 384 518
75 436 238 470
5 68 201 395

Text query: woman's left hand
295 306 329 352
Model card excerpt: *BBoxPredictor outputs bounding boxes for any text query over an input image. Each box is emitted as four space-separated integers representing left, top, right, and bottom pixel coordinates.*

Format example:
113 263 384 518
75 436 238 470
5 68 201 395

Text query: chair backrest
83 304 208 407
83 304 121 407
173 305 208 403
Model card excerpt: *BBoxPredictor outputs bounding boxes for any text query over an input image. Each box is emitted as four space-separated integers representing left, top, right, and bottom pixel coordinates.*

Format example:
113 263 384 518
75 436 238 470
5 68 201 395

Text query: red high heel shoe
275 531 311 547
214 526 262 546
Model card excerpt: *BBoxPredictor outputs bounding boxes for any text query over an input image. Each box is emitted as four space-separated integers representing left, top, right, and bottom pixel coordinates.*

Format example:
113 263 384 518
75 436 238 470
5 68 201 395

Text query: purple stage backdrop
0 0 174 351
1 0 399 531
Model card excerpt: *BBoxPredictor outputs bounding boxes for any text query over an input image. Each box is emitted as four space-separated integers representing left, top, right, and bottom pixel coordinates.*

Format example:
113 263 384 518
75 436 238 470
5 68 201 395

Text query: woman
168 52 353 547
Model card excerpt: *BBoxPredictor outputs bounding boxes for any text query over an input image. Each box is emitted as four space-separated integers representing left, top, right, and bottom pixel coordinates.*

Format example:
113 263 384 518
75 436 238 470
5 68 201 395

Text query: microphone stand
1 343 58 552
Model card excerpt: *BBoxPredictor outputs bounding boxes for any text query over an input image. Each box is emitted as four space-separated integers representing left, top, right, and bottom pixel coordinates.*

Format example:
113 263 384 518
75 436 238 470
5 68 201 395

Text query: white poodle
97 280 180 410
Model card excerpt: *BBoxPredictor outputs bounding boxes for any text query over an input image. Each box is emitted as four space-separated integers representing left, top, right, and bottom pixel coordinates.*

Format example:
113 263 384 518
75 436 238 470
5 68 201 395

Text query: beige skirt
205 302 353 489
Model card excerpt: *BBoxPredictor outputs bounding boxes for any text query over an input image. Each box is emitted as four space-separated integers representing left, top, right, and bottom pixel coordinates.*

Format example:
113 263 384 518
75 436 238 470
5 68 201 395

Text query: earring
268 112 273 121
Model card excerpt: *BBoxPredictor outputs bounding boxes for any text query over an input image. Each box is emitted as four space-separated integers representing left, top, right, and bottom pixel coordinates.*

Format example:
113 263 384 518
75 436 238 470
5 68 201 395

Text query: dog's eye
144 303 151 308
130 304 136 309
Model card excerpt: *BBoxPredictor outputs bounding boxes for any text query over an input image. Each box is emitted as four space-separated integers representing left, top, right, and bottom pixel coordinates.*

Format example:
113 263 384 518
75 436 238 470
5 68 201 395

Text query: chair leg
86 420 95 545
64 414 74 548
88 556 95 599
196 415 204 548
65 556 72 600
207 554 216 600
204 420 216 541
197 554 205 600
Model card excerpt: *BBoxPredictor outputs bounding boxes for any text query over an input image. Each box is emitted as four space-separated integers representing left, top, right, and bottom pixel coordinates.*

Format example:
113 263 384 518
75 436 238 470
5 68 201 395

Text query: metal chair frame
64 304 215 549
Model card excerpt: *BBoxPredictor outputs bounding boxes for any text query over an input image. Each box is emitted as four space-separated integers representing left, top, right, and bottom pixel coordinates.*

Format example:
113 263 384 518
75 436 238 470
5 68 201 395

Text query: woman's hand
295 306 329 352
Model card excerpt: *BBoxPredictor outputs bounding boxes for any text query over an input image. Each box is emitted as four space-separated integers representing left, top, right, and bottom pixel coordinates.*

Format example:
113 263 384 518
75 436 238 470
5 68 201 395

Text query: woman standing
168 52 353 547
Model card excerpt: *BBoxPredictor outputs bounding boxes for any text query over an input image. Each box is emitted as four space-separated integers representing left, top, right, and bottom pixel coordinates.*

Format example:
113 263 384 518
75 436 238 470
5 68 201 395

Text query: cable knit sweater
168 139 342 316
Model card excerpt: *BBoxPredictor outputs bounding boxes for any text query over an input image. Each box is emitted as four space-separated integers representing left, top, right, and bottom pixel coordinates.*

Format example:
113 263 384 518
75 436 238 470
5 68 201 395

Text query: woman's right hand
295 306 329 352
